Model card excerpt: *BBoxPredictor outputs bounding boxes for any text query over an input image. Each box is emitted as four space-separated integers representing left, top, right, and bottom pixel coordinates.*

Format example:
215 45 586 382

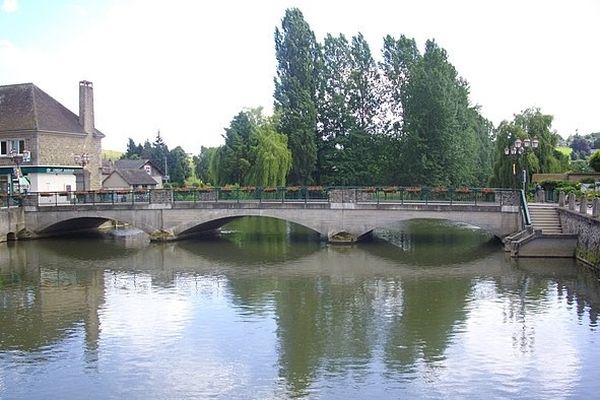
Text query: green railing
519 189 532 226
2 186 521 208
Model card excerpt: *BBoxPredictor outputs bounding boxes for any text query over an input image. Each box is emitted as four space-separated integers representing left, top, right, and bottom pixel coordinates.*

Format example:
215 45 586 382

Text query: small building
102 169 159 190
102 159 164 189
0 81 104 193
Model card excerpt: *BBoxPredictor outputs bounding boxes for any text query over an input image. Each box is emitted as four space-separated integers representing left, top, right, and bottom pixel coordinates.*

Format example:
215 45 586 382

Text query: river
0 218 599 399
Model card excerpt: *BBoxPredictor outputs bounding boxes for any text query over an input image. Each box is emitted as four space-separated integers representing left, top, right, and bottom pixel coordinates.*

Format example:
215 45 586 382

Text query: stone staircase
528 204 562 234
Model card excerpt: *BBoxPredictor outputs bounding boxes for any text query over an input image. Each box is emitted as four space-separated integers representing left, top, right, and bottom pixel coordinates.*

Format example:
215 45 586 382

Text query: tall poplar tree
402 40 480 186
274 8 320 184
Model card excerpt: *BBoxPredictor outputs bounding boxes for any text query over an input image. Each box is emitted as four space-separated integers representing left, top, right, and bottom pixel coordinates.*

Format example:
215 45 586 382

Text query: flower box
198 187 213 193
287 186 300 192
242 186 256 193
39 192 54 197
383 187 398 193
361 187 376 193
116 191 130 195
433 187 448 193
307 186 323 192
482 188 495 194
406 187 421 193
263 187 277 193
455 187 470 194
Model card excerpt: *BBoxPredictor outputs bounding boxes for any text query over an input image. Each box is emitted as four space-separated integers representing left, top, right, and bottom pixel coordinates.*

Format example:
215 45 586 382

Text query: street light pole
74 153 90 191
504 136 539 192
10 148 24 194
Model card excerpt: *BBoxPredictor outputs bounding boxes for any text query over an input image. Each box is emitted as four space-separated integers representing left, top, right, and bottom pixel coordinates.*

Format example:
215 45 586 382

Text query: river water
0 218 599 399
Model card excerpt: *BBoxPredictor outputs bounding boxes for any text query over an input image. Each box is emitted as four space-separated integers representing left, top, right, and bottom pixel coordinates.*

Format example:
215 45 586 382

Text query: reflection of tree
383 277 471 371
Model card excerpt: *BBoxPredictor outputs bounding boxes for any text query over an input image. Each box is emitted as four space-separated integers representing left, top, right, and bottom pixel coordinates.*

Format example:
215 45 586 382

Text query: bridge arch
351 214 510 241
33 215 155 237
174 214 324 239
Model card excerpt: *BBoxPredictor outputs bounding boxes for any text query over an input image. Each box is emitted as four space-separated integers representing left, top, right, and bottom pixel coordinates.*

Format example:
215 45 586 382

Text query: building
102 159 164 189
0 81 104 193
102 168 160 190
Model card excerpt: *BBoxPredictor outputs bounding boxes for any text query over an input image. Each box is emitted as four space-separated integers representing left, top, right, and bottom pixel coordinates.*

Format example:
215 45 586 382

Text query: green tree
194 146 219 185
167 146 192 184
220 110 256 184
589 150 600 172
274 8 320 184
249 117 292 187
490 108 568 187
401 40 479 186
123 138 143 159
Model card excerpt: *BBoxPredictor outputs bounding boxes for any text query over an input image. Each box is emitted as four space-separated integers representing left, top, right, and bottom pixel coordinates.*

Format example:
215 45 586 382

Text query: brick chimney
79 80 94 134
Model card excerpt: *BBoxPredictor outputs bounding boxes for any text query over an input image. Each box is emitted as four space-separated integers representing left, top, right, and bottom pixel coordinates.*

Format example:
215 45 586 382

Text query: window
144 165 152 175
0 139 25 155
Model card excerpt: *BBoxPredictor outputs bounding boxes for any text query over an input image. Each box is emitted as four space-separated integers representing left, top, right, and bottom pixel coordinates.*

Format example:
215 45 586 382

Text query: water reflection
0 220 599 399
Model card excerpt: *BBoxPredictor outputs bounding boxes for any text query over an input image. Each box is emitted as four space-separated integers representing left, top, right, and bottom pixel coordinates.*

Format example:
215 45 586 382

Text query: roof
114 159 146 170
0 83 105 137
114 159 164 175
108 169 158 186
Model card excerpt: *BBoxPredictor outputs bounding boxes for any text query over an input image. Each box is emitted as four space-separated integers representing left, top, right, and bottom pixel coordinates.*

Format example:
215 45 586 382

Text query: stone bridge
18 188 523 242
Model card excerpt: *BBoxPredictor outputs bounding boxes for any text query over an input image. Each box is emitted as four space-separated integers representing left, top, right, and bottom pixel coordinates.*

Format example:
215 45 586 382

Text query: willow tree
490 108 569 188
250 119 292 187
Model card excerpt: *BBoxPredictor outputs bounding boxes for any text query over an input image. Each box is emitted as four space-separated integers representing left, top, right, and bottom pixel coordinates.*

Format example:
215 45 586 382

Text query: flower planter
263 187 277 193
406 187 421 193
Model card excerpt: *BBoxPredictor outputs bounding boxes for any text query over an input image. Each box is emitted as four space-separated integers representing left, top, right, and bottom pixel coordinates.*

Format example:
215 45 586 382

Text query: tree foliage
589 150 600 172
199 109 291 187
274 8 320 184
120 132 192 185
490 108 569 188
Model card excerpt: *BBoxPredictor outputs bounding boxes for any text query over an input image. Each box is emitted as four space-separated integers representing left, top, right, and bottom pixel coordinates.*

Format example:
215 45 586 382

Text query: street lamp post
74 153 90 191
10 148 24 194
504 136 539 192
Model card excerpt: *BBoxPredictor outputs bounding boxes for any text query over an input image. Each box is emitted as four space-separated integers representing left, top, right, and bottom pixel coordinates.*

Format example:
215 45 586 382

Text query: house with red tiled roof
0 81 104 193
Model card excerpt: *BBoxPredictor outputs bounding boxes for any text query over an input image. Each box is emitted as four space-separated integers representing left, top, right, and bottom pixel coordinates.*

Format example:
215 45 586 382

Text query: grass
102 149 124 160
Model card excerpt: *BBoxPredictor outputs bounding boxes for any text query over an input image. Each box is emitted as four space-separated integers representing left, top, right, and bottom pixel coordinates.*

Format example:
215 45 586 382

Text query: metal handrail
519 189 532 226
1 186 520 208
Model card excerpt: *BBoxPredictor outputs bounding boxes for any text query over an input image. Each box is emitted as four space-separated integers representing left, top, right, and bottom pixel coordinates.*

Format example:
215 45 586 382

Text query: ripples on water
0 218 599 399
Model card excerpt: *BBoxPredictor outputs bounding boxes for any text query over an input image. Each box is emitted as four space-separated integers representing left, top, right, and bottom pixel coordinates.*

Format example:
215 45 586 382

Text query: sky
1 0 599 154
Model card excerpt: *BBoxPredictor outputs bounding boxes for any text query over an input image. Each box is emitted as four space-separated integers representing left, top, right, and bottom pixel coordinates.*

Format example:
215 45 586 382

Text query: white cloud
1 0 17 13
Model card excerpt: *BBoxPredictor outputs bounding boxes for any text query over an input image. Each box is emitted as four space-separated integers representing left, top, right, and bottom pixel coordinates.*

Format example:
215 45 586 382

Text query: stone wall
328 189 377 203
558 208 600 267
0 132 38 167
0 208 23 242
38 132 103 190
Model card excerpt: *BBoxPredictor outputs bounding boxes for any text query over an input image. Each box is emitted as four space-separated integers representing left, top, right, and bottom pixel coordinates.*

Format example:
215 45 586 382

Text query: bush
589 150 600 172
579 177 596 184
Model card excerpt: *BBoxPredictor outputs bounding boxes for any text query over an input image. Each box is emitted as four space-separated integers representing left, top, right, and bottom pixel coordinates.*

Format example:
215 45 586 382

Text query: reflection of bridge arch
24 203 521 242
35 215 155 236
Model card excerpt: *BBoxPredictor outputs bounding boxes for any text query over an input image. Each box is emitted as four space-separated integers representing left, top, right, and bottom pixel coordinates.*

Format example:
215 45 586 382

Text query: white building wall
28 173 76 192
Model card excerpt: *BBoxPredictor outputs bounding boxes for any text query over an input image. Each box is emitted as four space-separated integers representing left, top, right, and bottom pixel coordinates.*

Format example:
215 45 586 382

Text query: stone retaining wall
0 208 23 242
558 204 600 268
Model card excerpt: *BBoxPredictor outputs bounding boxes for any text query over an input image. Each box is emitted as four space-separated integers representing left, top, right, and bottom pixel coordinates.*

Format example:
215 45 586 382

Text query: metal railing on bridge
1 186 520 208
